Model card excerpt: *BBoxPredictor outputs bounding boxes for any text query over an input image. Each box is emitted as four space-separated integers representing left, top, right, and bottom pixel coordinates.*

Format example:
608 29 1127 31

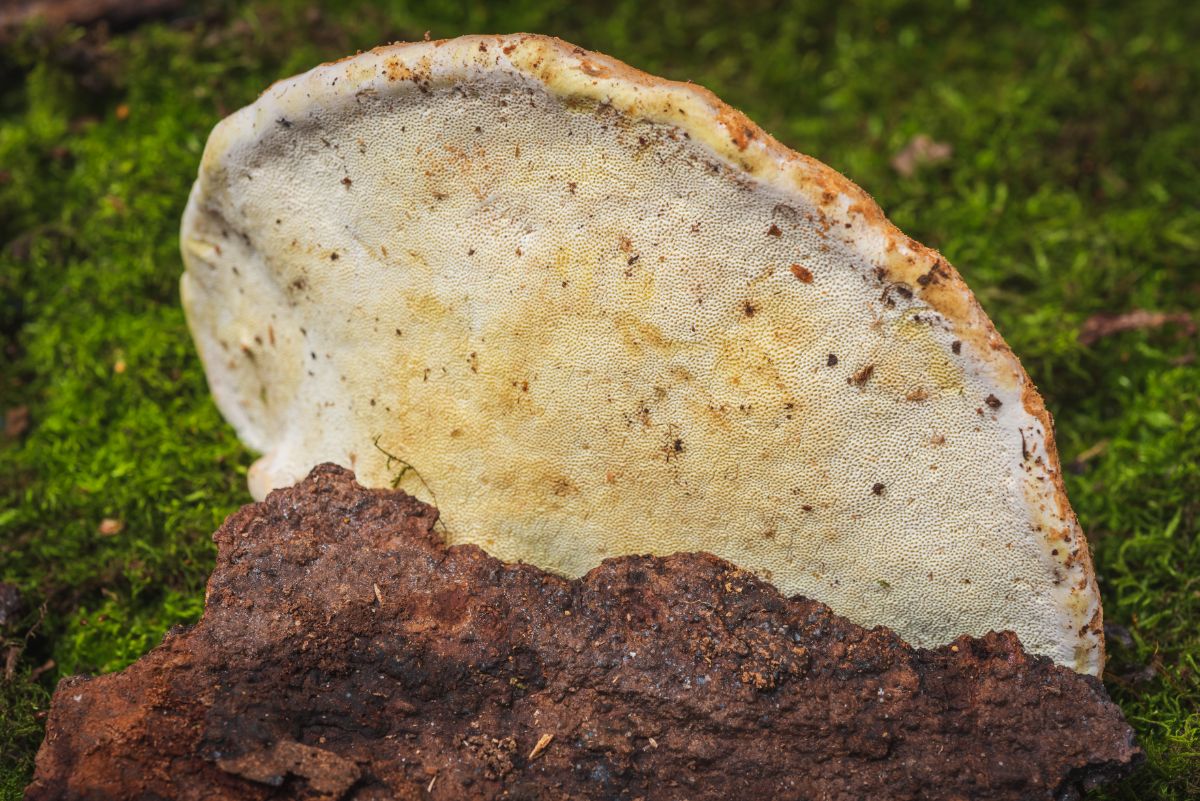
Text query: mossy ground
1 1 1196 797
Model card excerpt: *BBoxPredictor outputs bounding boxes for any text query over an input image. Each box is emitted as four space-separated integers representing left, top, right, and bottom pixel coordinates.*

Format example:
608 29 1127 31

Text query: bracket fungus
180 34 1103 674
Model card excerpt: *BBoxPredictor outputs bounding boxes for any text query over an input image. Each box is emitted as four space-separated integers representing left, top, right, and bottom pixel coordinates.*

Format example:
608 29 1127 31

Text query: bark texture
27 464 1140 801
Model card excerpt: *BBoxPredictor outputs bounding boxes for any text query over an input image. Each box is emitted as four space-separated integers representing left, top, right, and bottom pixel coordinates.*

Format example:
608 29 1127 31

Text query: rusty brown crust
27 465 1137 800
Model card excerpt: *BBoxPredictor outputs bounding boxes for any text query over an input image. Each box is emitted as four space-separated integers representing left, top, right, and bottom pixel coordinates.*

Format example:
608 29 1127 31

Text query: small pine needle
528 732 554 761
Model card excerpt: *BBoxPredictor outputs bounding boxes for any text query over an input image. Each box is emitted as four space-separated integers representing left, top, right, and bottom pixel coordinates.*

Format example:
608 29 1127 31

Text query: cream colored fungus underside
181 35 1102 673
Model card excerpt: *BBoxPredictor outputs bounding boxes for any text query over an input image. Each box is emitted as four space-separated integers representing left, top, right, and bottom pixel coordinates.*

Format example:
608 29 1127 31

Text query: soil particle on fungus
849 363 874 385
26 465 1141 801
916 262 948 286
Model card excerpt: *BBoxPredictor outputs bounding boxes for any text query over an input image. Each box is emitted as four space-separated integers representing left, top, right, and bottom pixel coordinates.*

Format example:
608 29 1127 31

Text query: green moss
1 1 1197 797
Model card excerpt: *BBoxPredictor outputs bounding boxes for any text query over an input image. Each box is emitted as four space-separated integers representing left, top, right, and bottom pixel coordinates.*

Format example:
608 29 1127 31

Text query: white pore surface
181 37 1101 674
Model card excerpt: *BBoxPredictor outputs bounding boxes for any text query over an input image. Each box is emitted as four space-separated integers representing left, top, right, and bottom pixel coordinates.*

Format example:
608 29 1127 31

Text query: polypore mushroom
180 34 1102 673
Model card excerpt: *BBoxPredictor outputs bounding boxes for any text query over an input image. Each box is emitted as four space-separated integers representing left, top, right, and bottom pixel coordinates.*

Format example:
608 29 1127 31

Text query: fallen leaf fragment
1078 309 1196 346
891 134 953 177
97 518 123 536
